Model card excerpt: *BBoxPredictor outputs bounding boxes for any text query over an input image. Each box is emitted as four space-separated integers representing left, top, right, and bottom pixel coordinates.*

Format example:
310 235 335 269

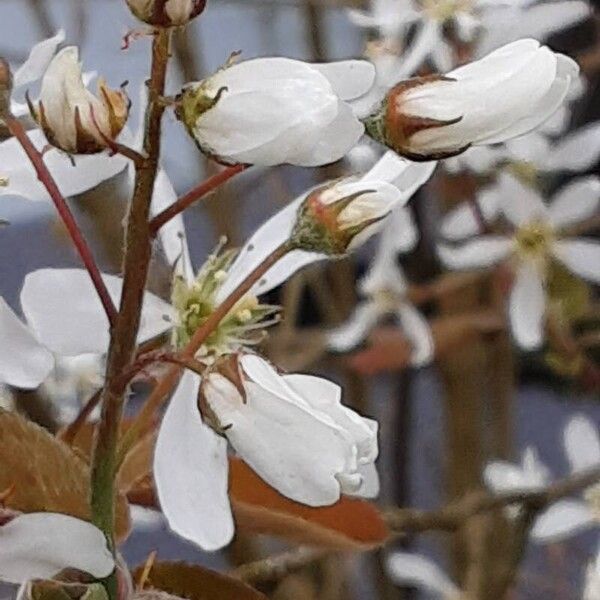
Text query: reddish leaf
132 561 267 600
229 458 389 550
0 410 130 541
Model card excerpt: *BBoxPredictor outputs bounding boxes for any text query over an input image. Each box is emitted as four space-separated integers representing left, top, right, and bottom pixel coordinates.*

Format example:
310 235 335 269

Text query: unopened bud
290 179 401 254
363 75 467 162
28 47 129 154
126 0 206 27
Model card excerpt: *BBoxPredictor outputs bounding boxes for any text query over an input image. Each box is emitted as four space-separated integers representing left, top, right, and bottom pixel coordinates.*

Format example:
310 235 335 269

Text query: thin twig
232 547 329 585
148 163 248 234
90 29 172 580
384 466 600 534
5 115 118 325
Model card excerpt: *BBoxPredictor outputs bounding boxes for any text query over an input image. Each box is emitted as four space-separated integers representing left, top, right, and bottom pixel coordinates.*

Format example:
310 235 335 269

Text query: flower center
373 289 399 311
515 222 553 260
507 161 539 188
171 248 279 356
421 0 473 22
584 484 600 520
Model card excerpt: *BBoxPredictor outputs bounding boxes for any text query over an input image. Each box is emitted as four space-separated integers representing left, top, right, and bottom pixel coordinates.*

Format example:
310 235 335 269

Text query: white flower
30 47 129 154
438 172 600 349
0 512 114 584
126 0 206 26
203 354 378 504
485 413 600 543
176 58 375 166
327 205 434 366
154 354 379 550
349 0 588 78
364 40 579 161
386 552 462 599
476 0 590 58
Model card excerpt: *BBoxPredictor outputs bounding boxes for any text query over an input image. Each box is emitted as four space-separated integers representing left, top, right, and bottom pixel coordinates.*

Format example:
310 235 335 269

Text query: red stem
149 163 247 234
6 116 118 325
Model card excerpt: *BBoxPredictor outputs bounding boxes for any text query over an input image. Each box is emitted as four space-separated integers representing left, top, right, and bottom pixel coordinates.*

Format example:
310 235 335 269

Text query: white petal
477 2 589 56
531 500 595 542
154 371 233 551
548 177 600 230
0 513 114 584
216 195 322 300
360 231 410 296
440 188 501 241
0 130 127 202
363 152 437 202
21 269 174 355
12 31 65 89
504 132 551 166
349 463 380 499
327 302 381 352
386 553 460 597
150 169 194 282
286 100 365 167
310 60 376 100
282 372 379 464
0 298 53 389
394 20 440 80
563 414 600 473
438 237 512 270
397 303 434 367
484 450 548 493
552 240 600 284
545 122 600 172
205 374 357 506
497 172 548 226
509 261 546 350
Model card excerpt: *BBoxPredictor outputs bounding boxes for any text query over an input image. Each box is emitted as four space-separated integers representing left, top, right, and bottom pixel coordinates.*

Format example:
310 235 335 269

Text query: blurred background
0 1 599 598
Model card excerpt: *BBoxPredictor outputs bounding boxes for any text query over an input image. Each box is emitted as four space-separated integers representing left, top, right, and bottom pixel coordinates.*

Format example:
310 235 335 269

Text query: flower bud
290 179 401 254
28 47 129 154
126 0 206 27
175 57 375 166
364 40 579 161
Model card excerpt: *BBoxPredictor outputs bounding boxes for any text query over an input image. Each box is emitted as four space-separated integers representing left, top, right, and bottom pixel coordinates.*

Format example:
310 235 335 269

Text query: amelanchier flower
485 413 600 543
0 511 114 584
126 0 206 26
327 205 434 366
28 47 129 154
349 0 589 77
8 152 435 551
363 40 579 161
386 552 463 599
176 57 375 166
438 172 600 349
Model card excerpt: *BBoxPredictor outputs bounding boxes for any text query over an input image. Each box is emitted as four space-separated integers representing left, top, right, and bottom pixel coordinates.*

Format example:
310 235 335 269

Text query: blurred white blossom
364 40 578 161
439 173 600 348
485 413 600 543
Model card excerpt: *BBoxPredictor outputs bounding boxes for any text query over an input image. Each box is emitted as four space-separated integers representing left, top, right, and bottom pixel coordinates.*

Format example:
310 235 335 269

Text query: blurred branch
233 547 329 585
384 465 600 534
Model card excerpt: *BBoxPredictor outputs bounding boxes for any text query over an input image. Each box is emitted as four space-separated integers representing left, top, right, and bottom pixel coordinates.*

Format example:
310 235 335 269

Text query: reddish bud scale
366 75 470 162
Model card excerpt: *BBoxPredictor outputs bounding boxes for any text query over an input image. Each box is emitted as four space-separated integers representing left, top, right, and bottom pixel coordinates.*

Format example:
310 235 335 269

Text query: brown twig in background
233 547 329 585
